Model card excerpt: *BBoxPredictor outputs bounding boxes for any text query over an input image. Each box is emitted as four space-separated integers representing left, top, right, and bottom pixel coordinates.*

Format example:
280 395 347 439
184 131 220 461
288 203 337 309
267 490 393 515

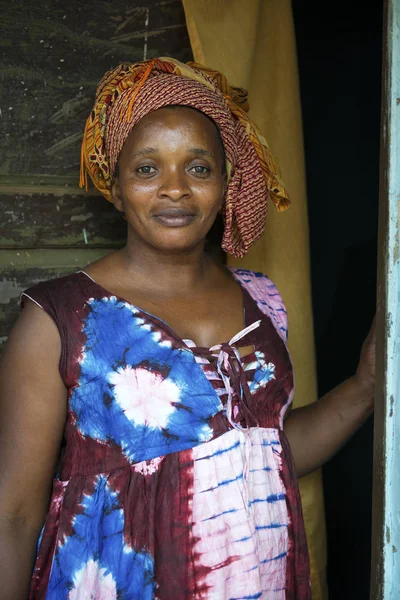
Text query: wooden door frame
371 1 400 597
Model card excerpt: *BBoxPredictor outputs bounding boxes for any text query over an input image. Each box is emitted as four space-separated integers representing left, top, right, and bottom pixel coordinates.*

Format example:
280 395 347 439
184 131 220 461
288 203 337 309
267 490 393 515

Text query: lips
152 208 196 227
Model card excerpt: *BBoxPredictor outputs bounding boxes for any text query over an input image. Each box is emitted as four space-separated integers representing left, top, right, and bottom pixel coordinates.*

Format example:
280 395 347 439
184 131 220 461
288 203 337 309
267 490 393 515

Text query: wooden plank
371 1 400 598
0 248 110 352
0 0 192 190
0 193 126 248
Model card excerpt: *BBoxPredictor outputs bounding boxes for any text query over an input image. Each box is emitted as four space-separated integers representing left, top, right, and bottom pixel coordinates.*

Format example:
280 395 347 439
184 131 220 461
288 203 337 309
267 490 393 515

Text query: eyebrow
189 148 215 159
130 147 158 159
130 147 215 160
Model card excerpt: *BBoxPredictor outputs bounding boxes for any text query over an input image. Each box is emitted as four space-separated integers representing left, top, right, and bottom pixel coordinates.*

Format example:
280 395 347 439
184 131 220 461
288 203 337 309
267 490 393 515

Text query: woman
0 58 375 599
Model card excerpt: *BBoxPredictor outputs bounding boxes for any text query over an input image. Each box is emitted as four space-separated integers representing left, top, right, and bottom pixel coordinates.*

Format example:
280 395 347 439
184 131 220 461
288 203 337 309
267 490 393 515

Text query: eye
137 165 157 175
190 165 210 176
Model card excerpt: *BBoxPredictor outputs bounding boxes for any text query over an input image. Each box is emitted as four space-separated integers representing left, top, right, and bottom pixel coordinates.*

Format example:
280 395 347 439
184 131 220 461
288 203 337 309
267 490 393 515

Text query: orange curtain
182 1 327 598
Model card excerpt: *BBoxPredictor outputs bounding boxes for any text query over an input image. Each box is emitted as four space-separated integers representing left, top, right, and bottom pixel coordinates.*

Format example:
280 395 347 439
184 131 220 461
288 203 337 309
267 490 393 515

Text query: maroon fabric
22 271 310 599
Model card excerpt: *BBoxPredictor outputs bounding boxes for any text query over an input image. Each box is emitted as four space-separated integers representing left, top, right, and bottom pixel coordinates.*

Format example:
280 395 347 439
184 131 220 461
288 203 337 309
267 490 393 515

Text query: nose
157 167 191 202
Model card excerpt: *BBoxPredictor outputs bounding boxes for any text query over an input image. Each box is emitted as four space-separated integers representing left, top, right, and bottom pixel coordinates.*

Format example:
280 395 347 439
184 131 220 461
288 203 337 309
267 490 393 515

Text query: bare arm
284 318 376 477
0 301 67 599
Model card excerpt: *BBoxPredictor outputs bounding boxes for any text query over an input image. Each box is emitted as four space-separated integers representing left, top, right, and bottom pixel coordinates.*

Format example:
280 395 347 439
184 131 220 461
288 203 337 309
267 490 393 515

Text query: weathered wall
0 0 193 351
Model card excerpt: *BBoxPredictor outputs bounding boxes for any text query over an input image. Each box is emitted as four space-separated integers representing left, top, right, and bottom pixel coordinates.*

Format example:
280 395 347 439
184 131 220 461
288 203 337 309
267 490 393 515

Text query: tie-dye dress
21 268 310 600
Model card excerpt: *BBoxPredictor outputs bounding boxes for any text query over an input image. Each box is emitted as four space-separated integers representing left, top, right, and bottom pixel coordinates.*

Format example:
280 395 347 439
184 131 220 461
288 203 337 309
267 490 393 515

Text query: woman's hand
284 315 377 477
355 315 376 405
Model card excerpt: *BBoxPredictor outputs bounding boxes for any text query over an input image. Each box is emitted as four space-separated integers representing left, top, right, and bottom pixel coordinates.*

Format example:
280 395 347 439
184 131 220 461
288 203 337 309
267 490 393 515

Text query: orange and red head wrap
80 57 290 258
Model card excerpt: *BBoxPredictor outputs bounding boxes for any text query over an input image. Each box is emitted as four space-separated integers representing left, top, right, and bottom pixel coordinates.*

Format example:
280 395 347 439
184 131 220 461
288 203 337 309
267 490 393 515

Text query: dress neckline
76 269 258 355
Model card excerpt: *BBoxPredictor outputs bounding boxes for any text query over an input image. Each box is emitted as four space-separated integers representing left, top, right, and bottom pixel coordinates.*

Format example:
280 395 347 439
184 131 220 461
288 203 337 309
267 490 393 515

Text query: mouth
152 208 196 227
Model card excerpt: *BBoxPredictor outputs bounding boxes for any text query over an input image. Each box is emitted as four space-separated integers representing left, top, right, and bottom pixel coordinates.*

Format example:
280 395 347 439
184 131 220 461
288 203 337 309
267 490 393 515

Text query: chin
148 232 205 254
148 225 209 251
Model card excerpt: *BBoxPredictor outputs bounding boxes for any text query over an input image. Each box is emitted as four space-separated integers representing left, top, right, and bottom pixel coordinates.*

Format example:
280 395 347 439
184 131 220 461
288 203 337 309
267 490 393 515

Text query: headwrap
80 57 290 257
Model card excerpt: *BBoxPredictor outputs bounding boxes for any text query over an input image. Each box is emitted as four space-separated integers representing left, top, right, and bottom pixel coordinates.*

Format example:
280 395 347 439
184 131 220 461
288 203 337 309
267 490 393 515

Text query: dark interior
292 1 382 597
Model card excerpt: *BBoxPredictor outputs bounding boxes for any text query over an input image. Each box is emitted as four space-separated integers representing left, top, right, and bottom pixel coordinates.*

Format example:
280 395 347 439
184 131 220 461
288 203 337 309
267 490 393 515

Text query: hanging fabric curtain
182 1 327 598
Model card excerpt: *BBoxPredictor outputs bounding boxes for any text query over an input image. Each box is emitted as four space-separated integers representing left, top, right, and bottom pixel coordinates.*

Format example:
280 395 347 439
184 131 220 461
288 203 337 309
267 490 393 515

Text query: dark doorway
292 1 382 598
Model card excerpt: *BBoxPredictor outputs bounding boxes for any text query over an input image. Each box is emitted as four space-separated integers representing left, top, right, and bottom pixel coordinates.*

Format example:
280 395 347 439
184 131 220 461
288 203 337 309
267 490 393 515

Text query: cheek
125 177 154 193
205 184 226 214
120 180 156 208
194 178 225 202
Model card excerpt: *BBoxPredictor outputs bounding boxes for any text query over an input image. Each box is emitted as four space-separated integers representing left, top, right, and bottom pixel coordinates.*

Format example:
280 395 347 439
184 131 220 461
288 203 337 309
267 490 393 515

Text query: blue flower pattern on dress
71 297 223 463
47 476 155 599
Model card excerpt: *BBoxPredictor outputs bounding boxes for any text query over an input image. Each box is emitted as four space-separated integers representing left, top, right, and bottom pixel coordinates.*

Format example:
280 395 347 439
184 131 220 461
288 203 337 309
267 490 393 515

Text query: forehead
125 106 222 147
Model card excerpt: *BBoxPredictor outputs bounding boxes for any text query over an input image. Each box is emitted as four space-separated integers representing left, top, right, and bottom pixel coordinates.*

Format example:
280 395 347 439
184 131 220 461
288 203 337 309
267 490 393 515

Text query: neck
117 235 216 296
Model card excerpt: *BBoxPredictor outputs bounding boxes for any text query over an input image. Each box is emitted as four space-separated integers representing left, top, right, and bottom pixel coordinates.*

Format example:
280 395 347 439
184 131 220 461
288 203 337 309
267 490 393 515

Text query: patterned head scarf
80 57 290 258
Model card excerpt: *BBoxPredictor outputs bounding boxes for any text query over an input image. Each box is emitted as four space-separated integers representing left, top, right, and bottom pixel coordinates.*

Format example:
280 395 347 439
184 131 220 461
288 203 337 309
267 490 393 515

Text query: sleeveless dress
21 268 311 600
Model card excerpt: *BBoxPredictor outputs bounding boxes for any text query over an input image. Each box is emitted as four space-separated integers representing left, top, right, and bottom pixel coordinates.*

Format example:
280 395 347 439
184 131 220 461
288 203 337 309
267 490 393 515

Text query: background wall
292 1 382 597
0 0 192 350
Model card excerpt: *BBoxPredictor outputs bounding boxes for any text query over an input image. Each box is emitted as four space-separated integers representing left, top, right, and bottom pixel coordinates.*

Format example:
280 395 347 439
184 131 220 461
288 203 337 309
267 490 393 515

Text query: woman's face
112 106 226 254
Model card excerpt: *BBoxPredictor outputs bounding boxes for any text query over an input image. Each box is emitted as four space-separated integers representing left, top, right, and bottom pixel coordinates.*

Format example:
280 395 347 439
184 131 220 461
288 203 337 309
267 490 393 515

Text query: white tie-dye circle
68 559 117 599
109 366 180 428
133 456 164 475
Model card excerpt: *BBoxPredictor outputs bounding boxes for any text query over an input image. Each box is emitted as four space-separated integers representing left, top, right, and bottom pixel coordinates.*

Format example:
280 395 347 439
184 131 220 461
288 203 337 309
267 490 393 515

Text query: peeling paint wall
0 0 192 186
0 0 193 352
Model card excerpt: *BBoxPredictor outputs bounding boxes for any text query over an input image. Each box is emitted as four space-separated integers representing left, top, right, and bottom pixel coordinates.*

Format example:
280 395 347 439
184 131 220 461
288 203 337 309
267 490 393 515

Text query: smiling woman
112 107 226 254
0 57 376 600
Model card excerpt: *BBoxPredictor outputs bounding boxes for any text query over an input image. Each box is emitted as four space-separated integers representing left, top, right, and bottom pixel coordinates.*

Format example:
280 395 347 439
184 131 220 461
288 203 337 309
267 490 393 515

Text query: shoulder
19 272 94 387
230 268 276 289
20 272 95 338
229 268 284 305
20 271 90 312
230 267 288 342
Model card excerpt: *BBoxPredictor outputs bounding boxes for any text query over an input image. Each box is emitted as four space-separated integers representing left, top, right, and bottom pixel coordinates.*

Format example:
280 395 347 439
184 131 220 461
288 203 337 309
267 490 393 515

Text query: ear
111 178 124 213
